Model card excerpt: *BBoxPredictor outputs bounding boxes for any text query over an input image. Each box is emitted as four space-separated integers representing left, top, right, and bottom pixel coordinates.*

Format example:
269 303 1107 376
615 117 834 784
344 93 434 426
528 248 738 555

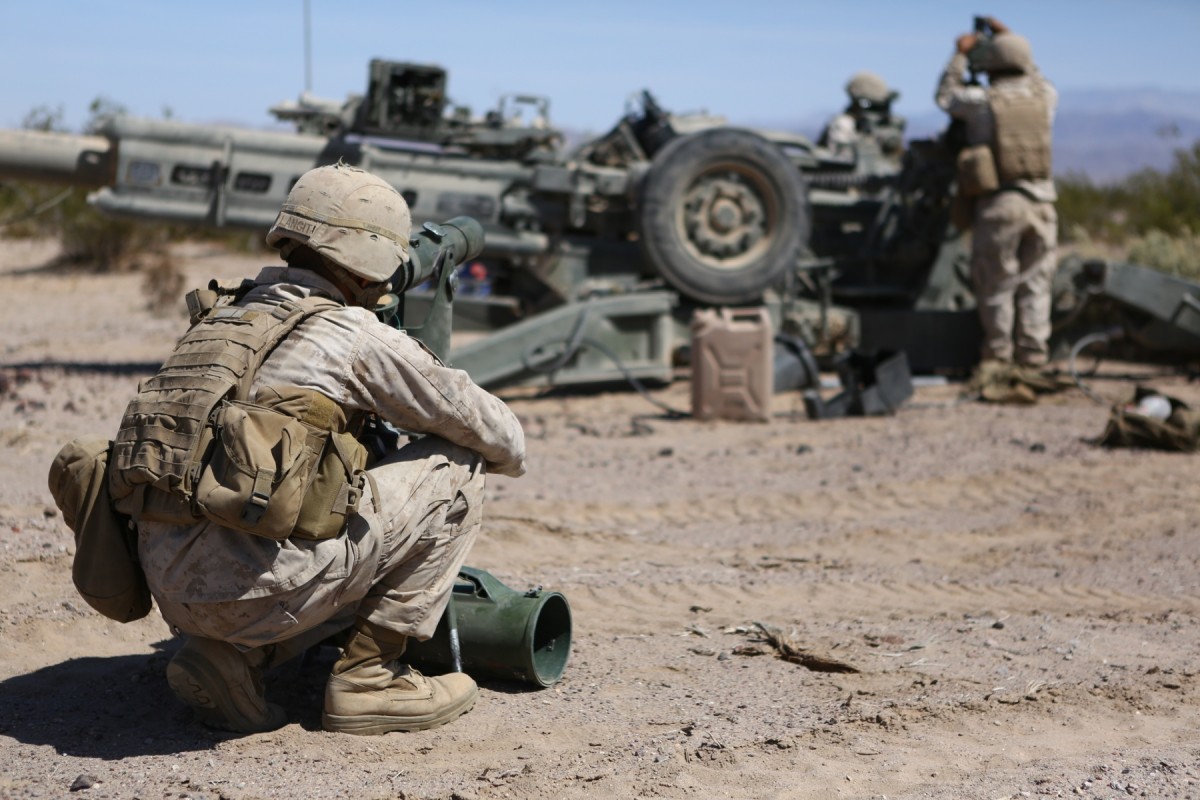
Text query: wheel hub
682 173 768 266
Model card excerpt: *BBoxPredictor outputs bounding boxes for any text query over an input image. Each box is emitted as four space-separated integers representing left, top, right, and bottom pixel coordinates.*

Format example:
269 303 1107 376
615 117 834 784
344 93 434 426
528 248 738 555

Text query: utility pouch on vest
48 438 152 623
193 400 320 540
1097 386 1200 453
192 386 368 541
185 287 221 326
956 144 999 199
250 385 368 540
293 428 368 540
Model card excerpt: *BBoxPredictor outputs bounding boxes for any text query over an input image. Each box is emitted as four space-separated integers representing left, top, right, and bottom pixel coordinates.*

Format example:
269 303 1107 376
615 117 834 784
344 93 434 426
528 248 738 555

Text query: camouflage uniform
936 51 1058 366
139 266 526 651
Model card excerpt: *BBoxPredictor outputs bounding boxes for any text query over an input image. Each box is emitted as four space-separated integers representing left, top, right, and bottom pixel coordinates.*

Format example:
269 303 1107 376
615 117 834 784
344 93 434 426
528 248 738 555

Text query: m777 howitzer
2 58 1198 392
0 63 805 390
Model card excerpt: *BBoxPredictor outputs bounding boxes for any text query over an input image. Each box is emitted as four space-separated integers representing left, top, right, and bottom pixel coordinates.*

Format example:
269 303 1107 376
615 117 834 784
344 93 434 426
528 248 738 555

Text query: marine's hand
956 33 978 54
984 17 1009 34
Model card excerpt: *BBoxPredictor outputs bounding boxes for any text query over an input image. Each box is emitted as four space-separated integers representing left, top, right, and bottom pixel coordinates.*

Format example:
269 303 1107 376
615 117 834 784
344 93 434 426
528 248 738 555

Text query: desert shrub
1058 223 1124 263
1126 228 1200 281
1056 173 1129 245
0 106 75 238
1058 140 1200 248
1123 142 1200 235
201 229 272 255
0 98 179 273
62 97 176 272
0 182 72 238
47 189 164 271
140 246 186 314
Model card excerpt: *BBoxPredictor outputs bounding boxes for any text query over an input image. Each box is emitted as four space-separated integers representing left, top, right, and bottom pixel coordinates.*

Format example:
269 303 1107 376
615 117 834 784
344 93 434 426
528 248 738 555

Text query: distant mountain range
769 88 1200 183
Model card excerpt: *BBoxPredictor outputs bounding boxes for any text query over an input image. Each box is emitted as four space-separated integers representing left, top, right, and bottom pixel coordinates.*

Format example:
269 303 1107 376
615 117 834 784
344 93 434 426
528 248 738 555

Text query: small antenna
303 0 313 93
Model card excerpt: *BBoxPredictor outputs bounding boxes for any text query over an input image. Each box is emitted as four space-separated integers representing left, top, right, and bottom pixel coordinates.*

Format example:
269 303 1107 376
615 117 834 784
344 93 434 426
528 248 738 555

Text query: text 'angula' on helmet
266 162 412 284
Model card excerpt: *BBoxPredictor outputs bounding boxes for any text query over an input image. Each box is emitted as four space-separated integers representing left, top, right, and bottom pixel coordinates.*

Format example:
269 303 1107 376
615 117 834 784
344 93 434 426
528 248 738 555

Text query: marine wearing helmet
935 17 1060 383
820 71 906 162
267 162 412 308
845 71 897 109
967 31 1035 76
107 161 526 736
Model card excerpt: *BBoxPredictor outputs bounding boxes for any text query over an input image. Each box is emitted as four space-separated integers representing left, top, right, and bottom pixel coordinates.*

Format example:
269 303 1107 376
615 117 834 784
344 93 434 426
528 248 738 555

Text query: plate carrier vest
109 287 368 541
989 80 1052 184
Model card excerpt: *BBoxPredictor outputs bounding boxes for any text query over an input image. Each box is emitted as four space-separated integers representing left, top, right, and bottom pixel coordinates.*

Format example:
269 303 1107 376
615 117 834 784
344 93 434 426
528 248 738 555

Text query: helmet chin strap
328 267 389 309
280 243 390 308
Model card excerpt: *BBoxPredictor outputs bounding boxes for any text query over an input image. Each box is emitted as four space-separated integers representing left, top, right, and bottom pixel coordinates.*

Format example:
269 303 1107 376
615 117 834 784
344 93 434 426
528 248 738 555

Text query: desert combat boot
166 636 288 733
323 621 477 735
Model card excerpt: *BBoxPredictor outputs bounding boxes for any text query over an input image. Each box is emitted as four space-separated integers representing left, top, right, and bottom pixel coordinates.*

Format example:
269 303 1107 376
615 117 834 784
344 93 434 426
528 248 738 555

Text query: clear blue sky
2 1 1198 134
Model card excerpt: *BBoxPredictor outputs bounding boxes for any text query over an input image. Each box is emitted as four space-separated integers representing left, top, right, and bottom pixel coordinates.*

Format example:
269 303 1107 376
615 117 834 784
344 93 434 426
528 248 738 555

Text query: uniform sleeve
349 320 527 478
1039 72 1059 124
935 52 985 118
823 114 859 154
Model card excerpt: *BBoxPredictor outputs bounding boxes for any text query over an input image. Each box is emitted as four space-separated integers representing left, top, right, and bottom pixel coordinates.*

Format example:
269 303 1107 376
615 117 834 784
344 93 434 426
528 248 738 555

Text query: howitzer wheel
637 127 809 306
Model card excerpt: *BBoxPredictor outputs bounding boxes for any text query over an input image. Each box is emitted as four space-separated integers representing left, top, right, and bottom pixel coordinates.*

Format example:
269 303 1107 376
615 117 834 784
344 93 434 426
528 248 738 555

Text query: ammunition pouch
955 144 999 200
110 383 222 526
194 399 320 540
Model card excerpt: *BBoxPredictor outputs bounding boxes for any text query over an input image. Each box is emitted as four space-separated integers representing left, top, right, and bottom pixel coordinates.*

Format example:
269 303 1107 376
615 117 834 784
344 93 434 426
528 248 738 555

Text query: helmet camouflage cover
845 72 896 106
969 32 1034 74
266 162 412 283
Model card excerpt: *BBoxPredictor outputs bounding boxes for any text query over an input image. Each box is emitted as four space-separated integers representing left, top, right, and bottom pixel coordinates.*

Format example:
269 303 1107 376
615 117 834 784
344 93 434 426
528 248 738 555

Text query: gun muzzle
0 129 114 187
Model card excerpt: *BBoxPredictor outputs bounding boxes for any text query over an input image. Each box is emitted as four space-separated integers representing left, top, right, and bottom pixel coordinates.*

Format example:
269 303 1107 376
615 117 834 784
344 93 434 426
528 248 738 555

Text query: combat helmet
845 72 897 107
969 32 1034 74
267 162 412 284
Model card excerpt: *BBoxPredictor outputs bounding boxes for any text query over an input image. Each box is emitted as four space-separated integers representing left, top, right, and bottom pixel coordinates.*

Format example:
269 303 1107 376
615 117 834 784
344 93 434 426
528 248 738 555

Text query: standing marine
106 163 526 735
936 17 1058 381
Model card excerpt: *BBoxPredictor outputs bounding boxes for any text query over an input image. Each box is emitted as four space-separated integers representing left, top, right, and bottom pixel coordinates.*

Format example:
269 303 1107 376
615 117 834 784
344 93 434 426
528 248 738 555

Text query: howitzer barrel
0 129 113 187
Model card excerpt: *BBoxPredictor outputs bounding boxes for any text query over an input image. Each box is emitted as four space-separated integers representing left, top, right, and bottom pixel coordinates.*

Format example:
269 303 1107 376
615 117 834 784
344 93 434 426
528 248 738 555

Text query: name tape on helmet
273 211 320 240
277 203 408 249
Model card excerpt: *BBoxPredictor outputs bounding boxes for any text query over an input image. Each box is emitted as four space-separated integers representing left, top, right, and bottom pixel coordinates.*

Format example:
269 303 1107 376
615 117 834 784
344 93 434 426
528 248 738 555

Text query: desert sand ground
1 237 1198 800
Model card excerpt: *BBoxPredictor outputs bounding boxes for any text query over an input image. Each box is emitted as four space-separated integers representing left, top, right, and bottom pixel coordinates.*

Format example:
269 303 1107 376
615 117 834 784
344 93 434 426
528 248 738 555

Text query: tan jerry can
690 307 773 422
